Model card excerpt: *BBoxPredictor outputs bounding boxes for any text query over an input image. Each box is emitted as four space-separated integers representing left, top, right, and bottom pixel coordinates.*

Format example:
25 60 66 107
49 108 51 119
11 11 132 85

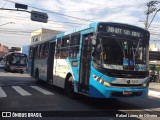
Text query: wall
0 45 8 57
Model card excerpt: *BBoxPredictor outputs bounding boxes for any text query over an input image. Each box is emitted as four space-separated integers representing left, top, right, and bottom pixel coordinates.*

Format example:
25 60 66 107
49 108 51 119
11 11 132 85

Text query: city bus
28 22 150 98
4 52 27 73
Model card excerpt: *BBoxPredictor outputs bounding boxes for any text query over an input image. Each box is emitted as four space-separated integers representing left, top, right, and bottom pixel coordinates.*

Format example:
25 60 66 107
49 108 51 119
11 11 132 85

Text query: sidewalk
148 82 160 98
149 82 160 92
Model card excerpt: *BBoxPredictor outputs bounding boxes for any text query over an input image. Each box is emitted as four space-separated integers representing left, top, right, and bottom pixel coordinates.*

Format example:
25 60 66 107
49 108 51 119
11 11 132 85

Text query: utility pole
145 1 159 30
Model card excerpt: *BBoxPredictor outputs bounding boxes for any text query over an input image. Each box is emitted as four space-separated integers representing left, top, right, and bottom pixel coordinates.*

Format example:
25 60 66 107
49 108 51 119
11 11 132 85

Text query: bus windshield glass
11 53 27 65
20 54 27 65
11 54 19 64
93 34 149 71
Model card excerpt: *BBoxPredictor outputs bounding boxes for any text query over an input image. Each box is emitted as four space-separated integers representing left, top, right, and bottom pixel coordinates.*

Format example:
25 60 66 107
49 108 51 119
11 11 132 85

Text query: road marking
30 86 54 95
12 86 31 96
149 90 160 98
0 87 7 98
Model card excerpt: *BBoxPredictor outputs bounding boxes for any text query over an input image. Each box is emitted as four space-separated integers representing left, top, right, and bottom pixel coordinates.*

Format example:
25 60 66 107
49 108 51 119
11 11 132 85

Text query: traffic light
31 10 48 23
15 3 28 9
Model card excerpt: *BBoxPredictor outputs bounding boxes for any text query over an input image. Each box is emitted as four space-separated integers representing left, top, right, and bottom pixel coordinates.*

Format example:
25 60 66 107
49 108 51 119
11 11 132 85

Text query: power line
2 0 94 22
0 16 81 28
0 11 85 27
34 1 147 13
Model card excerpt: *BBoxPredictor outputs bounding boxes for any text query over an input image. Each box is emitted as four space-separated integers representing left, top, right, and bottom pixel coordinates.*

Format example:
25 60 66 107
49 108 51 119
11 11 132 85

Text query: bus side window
38 45 41 58
57 38 61 48
61 36 69 59
56 37 69 59
40 44 44 58
69 34 80 58
35 46 38 59
55 38 61 59
42 44 46 58
44 42 49 58
29 48 33 59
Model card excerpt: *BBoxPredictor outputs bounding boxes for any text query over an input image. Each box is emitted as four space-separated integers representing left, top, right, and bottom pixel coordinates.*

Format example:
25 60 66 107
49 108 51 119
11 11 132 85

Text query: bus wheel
35 70 39 83
66 76 76 98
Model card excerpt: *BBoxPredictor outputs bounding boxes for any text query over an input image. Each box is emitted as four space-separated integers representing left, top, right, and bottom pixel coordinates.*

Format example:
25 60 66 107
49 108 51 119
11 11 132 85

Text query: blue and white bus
28 22 150 98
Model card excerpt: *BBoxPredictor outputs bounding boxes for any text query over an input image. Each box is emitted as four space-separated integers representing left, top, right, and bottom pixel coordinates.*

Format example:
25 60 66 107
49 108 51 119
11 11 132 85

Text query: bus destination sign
106 26 141 37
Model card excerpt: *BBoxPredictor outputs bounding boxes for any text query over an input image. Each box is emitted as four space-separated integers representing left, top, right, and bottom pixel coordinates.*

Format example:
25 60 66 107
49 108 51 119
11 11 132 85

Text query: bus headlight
93 74 111 87
103 81 111 87
141 80 149 88
141 82 148 88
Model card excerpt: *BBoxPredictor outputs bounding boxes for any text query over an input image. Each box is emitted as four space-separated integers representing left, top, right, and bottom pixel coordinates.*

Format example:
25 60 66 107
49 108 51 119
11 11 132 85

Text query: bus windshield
93 35 148 71
11 54 19 64
11 53 27 65
20 55 27 65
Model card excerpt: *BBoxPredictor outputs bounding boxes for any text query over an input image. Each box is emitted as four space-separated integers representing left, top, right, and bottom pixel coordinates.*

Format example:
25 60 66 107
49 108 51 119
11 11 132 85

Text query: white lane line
12 86 31 96
0 87 7 98
149 90 160 98
30 86 54 95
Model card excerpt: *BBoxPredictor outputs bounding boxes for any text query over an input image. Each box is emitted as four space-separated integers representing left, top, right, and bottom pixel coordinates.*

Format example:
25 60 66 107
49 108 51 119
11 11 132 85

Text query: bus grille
105 71 148 78
110 83 143 87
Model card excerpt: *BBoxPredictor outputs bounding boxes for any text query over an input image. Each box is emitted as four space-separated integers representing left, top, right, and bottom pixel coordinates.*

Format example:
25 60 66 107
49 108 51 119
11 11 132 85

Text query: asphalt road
0 69 160 120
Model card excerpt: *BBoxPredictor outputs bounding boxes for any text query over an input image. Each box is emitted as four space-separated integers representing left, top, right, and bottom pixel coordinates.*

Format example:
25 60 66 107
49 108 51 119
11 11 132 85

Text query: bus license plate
123 91 132 95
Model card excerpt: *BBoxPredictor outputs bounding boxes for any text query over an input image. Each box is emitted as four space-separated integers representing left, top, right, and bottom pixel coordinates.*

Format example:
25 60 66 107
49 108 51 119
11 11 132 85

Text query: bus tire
35 70 39 83
65 76 76 98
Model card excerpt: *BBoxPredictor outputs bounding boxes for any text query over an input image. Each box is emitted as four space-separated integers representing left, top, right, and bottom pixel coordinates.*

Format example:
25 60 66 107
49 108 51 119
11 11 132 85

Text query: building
31 28 62 45
0 44 8 57
149 43 160 83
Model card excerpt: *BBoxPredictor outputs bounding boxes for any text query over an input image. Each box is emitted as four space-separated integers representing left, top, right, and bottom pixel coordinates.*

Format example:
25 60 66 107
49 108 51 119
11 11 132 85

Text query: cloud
0 0 160 48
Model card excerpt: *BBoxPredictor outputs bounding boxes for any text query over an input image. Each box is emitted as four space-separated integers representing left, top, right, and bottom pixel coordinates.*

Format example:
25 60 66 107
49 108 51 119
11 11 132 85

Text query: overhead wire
2 0 94 22
1 0 160 45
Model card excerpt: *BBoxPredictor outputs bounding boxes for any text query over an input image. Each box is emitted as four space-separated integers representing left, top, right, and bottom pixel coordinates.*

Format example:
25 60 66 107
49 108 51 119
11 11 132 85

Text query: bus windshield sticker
103 64 123 70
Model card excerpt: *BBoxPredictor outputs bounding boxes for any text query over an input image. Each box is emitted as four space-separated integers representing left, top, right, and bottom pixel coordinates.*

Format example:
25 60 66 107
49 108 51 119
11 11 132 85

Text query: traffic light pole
0 4 48 23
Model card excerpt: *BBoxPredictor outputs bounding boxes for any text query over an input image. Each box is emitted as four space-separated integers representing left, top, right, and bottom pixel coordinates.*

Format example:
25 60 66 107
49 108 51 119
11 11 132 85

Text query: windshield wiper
133 39 141 70
134 39 141 57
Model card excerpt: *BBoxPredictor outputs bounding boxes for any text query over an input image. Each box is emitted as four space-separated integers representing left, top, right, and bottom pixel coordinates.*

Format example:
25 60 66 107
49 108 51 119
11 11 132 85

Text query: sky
0 0 160 48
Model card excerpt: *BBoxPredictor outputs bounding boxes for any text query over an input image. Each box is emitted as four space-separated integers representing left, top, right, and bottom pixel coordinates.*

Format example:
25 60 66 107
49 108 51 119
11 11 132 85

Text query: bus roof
50 22 148 39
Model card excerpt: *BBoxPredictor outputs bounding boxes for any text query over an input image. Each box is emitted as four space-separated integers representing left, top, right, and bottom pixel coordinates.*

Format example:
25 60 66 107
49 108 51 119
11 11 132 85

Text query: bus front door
79 33 92 93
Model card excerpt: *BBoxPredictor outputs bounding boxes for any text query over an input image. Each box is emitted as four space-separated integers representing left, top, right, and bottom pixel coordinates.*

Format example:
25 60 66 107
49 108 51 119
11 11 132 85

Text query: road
0 69 160 120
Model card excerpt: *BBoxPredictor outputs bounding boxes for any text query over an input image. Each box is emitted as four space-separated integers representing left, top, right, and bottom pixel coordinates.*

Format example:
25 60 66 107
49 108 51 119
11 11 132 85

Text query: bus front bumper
89 80 149 98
